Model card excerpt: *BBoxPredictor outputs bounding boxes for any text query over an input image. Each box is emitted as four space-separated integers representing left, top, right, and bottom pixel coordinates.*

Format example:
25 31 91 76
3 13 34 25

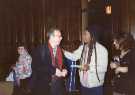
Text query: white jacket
64 42 108 88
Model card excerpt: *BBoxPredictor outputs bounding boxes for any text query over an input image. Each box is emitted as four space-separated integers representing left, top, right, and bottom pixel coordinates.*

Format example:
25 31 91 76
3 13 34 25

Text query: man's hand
55 68 68 77
61 69 67 77
55 68 62 77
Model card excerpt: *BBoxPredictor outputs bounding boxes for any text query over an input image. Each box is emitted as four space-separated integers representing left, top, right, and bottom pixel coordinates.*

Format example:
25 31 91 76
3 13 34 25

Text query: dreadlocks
81 30 100 82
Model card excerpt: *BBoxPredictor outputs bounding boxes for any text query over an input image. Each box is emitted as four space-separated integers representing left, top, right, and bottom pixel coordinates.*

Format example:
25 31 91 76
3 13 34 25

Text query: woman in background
6 44 32 95
110 33 135 95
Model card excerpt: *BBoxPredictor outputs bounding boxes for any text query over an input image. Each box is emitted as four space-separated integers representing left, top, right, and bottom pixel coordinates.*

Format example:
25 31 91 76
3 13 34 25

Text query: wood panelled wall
0 0 81 65
112 0 135 35
112 0 130 33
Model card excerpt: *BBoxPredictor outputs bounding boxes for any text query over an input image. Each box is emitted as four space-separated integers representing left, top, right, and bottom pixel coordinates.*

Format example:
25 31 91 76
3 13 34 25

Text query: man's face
82 30 91 44
52 30 62 46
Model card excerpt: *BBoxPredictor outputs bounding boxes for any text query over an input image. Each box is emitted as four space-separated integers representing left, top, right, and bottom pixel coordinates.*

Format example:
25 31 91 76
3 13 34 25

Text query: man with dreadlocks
63 29 108 95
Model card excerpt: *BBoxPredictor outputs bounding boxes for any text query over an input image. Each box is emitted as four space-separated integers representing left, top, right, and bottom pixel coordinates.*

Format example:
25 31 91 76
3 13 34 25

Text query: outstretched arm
63 45 83 61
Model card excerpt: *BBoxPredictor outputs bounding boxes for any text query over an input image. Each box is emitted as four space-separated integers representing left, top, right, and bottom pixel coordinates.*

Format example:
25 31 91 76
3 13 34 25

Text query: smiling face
53 30 62 46
49 29 62 48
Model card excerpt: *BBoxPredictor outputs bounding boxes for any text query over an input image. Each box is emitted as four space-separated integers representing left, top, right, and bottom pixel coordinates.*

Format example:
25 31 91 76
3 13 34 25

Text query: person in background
63 29 108 95
30 27 67 95
110 33 135 95
6 44 32 95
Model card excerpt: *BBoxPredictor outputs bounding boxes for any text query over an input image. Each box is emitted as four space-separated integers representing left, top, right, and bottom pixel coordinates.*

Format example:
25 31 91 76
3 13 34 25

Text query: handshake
55 68 67 77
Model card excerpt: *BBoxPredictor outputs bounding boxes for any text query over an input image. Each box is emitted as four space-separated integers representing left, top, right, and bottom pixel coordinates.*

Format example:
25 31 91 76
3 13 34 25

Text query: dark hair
47 27 61 39
83 28 100 82
16 42 27 50
114 32 135 51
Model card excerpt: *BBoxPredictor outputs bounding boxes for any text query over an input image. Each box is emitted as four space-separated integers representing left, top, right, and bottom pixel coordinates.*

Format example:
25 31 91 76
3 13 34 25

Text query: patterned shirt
14 51 32 79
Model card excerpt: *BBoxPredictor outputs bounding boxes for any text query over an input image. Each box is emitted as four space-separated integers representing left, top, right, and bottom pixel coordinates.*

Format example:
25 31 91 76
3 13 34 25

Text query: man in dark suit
30 27 67 95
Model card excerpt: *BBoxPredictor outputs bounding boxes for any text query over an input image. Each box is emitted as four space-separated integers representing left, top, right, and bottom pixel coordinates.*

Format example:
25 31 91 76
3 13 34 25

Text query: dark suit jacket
30 44 56 95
